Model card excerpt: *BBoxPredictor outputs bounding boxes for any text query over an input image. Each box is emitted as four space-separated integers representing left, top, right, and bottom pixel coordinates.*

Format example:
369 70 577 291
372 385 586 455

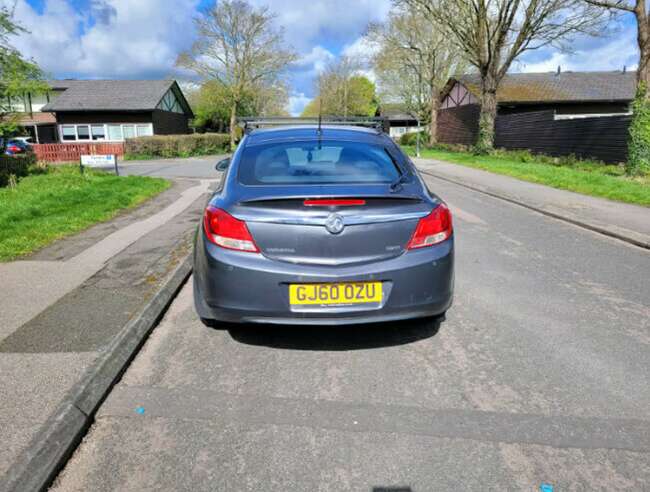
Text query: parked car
193 122 454 326
12 136 34 145
3 138 33 156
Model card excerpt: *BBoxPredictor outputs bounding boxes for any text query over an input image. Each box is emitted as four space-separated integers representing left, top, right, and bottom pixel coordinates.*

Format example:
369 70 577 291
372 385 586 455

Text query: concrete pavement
0 157 222 482
50 172 650 491
413 157 650 249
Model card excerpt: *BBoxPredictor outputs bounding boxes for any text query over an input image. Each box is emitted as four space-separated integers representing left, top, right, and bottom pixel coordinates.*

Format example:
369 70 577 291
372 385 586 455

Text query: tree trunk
229 100 238 151
637 9 650 98
429 89 440 147
477 75 498 152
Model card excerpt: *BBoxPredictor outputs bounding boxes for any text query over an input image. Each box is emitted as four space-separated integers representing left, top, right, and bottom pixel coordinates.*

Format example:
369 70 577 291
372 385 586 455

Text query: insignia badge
325 213 345 234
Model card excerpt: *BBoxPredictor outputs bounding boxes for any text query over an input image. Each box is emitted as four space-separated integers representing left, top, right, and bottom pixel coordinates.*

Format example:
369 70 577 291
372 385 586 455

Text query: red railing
32 143 125 162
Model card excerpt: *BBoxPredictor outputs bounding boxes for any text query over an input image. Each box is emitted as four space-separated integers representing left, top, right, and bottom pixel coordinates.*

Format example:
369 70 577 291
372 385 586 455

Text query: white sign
80 154 117 167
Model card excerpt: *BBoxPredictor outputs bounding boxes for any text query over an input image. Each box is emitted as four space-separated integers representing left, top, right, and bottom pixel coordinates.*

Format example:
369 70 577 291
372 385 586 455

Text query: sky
7 0 640 116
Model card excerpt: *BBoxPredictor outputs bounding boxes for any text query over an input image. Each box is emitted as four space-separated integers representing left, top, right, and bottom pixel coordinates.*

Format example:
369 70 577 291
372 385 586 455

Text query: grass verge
0 166 170 261
403 146 650 207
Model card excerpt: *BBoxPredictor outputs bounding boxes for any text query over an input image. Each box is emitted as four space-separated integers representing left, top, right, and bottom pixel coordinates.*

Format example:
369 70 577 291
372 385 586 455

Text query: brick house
10 79 193 143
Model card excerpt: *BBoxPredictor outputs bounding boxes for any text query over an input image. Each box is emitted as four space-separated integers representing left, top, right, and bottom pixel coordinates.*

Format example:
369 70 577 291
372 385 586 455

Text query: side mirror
216 158 230 172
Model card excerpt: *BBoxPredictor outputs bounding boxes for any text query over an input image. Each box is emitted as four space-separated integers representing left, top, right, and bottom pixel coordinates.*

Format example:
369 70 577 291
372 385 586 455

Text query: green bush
124 133 230 159
399 132 429 146
0 154 35 187
627 84 650 176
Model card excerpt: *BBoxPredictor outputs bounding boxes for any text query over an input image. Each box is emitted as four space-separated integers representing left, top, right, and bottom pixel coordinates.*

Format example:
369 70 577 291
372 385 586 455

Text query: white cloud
12 0 199 78
248 0 391 51
288 92 312 116
294 45 336 75
516 29 638 73
342 36 379 62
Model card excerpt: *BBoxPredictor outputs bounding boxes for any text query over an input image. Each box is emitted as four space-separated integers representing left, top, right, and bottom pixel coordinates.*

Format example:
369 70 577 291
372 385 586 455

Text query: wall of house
55 112 153 125
437 104 480 145
495 110 631 163
151 109 191 135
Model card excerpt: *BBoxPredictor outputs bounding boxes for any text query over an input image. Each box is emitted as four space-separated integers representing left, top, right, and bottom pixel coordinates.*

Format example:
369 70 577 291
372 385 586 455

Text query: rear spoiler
239 117 389 134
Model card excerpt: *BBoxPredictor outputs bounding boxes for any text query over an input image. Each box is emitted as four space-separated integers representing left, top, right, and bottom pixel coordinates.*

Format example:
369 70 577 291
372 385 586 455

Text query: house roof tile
42 79 192 114
456 71 636 104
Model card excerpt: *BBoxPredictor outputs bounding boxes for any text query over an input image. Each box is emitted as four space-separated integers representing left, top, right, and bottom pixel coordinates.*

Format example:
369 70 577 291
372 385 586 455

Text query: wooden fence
32 143 125 162
437 104 480 146
495 110 631 163
438 105 631 163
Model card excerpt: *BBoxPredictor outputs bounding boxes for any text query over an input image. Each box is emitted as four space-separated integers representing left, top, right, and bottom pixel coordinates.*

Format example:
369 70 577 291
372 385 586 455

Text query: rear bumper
193 231 454 325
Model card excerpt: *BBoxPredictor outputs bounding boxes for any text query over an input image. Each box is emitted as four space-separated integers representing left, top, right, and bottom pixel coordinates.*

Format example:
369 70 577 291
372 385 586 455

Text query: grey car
193 123 454 326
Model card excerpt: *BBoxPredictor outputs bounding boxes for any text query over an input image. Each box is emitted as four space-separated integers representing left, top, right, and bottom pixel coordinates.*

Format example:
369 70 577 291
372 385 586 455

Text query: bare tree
368 7 467 145
583 0 648 94
398 0 607 150
177 0 296 148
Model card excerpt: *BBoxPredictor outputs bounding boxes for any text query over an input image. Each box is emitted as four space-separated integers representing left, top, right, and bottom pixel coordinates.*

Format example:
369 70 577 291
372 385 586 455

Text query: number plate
289 282 382 306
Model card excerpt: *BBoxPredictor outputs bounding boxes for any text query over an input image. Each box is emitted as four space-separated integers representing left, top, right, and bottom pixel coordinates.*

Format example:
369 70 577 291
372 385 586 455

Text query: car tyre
200 317 220 328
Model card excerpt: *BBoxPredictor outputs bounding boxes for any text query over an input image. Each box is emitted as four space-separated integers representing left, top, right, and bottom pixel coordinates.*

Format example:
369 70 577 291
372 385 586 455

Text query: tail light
304 199 366 206
407 203 453 249
7 145 20 153
203 206 259 253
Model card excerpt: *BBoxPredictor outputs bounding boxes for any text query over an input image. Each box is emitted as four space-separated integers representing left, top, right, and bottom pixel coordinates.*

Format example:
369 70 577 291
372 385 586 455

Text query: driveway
50 171 650 490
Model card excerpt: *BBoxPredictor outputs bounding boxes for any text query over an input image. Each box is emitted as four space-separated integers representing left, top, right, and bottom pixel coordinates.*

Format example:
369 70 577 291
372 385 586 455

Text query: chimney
556 65 561 76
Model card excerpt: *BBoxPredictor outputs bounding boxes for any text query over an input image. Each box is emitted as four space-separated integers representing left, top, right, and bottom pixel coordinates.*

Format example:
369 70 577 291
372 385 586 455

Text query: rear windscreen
238 140 400 185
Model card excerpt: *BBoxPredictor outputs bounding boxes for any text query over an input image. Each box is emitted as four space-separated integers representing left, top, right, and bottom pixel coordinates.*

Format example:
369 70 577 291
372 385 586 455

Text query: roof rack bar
238 116 389 134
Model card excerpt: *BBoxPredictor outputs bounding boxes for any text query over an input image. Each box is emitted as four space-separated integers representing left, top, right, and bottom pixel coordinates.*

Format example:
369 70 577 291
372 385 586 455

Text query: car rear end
194 127 453 325
4 139 32 156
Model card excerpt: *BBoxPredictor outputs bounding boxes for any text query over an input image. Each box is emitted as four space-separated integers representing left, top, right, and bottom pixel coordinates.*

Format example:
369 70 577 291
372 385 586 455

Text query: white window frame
58 123 154 142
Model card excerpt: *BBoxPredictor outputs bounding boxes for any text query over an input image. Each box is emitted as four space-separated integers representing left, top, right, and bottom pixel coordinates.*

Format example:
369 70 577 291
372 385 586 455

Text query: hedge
0 154 35 187
124 133 230 159
627 85 650 176
399 131 429 146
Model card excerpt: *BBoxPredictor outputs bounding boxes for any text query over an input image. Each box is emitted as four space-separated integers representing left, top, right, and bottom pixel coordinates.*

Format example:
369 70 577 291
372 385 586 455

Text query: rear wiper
389 172 410 192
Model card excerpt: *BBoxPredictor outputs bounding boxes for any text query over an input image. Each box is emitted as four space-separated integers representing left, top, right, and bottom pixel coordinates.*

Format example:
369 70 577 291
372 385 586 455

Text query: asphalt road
119 155 226 179
51 170 650 491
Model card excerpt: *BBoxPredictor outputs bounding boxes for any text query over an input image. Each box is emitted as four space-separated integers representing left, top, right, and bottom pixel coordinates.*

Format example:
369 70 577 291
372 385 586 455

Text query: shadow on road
226 316 443 351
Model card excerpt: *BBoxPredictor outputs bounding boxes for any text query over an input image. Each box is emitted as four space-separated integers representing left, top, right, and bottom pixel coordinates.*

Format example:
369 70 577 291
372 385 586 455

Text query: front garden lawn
0 166 170 261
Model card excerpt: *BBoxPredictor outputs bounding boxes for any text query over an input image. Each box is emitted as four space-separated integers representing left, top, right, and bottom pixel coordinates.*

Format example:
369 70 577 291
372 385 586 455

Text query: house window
91 125 105 140
136 124 153 137
62 125 76 141
107 125 123 141
59 123 153 142
76 125 90 140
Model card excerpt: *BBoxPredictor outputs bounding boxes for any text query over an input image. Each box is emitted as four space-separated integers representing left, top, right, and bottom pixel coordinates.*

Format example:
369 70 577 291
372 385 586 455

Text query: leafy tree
627 84 650 175
187 81 232 132
399 0 607 152
302 58 379 117
0 5 47 137
189 79 290 133
368 6 467 145
582 0 650 175
584 0 648 92
177 0 296 149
